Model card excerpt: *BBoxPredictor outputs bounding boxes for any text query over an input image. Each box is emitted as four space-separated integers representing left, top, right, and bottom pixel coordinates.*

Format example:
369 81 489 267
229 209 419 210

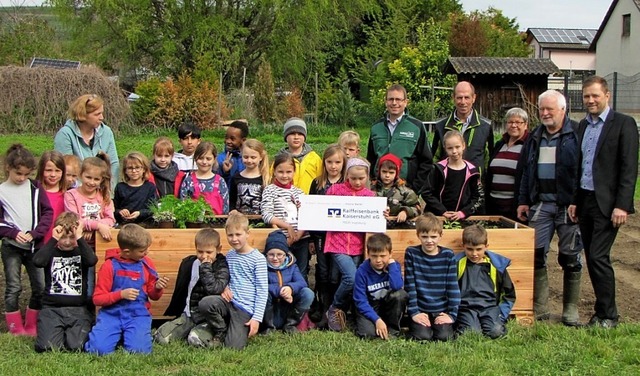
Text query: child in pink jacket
323 157 375 332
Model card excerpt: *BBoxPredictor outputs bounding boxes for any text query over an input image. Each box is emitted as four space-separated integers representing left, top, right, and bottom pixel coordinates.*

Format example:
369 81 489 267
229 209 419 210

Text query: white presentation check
298 195 387 233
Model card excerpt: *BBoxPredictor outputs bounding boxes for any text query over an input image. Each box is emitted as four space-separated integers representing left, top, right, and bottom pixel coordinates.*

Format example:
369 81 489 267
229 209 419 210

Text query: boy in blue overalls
85 224 169 355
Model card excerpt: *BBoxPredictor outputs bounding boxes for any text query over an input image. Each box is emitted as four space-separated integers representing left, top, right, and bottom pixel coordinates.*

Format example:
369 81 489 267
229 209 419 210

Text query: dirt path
547 209 640 323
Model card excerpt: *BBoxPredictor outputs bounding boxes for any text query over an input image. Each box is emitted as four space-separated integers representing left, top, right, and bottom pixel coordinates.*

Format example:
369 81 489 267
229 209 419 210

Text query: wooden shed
444 57 560 131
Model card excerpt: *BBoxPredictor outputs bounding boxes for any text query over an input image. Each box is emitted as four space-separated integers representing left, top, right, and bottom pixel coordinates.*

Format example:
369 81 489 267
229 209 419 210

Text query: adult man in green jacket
432 81 494 177
366 84 433 194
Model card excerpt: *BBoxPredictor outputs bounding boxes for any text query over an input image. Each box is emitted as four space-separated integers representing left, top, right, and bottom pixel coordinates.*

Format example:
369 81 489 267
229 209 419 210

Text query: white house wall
547 50 595 71
596 0 640 76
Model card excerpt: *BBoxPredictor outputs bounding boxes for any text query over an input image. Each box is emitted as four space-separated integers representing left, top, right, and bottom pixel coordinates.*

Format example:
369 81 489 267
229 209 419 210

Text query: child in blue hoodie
262 230 314 334
353 233 408 339
217 120 248 186
454 225 516 339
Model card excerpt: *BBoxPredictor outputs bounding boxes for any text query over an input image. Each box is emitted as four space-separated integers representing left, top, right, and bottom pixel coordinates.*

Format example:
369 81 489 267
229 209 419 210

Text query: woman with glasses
54 94 120 191
485 107 530 220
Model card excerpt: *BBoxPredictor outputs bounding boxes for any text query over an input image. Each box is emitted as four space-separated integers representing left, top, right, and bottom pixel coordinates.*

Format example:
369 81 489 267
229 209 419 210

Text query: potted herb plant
149 195 181 228
174 197 214 228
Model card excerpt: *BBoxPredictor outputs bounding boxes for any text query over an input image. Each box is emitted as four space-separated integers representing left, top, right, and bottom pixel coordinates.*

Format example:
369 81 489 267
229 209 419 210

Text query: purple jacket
0 179 54 251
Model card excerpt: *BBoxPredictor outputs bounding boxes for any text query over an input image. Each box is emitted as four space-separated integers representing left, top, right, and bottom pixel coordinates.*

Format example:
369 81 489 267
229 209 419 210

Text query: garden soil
1 205 639 331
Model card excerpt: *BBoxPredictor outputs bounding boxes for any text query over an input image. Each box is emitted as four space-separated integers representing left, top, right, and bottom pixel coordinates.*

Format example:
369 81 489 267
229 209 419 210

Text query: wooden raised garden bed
96 216 534 325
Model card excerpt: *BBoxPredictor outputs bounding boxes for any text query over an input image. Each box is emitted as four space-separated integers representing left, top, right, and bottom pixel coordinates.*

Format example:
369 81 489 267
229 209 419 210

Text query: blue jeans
267 287 315 328
1 242 44 312
331 254 361 310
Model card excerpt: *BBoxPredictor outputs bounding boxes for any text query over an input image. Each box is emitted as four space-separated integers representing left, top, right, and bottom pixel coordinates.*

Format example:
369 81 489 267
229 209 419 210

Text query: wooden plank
96 225 535 321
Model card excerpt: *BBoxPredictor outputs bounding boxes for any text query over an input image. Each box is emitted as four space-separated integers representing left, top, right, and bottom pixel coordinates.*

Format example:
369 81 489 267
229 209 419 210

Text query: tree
446 7 529 58
0 11 59 66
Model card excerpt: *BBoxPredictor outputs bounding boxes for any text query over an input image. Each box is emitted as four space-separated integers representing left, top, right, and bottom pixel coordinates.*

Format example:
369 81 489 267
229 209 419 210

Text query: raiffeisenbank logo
327 208 342 218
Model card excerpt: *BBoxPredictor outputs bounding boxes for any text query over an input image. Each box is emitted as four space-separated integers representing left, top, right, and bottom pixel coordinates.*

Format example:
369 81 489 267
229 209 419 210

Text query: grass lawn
1 324 639 375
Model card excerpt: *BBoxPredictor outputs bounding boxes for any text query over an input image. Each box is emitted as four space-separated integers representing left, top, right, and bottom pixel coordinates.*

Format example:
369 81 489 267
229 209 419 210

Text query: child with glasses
114 152 158 225
261 230 314 334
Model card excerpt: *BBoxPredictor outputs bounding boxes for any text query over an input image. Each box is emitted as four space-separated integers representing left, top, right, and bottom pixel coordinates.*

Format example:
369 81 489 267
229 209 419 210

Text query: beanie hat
283 117 307 141
346 157 370 173
265 230 289 253
378 153 402 178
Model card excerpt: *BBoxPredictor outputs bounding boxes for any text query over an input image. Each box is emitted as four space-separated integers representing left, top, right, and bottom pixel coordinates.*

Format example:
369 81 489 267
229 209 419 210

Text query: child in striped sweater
404 213 460 342
260 154 310 281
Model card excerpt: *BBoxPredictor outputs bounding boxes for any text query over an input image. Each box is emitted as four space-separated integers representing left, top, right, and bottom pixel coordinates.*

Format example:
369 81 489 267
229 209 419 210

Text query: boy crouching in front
353 233 408 339
197 213 268 349
454 225 516 338
155 228 230 346
84 224 169 355
262 230 315 334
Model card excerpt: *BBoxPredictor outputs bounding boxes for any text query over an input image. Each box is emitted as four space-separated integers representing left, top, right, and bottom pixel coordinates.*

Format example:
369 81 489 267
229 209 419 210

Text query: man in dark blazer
568 76 639 328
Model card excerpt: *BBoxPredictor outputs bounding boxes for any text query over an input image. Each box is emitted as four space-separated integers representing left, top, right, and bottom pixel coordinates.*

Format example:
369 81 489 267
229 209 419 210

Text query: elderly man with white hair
517 90 583 326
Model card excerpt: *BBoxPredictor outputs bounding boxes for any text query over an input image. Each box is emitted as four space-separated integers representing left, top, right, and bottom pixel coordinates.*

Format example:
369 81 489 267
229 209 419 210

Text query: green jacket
366 114 433 193
432 109 494 176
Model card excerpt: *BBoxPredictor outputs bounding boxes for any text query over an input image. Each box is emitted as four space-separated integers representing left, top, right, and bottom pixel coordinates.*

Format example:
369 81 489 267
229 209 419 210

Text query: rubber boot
561 271 582 327
5 311 26 336
534 268 550 321
309 283 326 323
283 308 307 334
316 283 337 329
23 308 39 337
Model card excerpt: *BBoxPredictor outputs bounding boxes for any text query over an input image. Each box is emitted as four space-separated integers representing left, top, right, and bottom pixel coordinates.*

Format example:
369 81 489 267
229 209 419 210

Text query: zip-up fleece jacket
323 181 375 256
367 114 433 192
266 251 308 301
163 254 230 323
422 159 484 217
432 109 494 175
54 119 120 190
518 117 580 207
454 250 516 321
0 179 53 251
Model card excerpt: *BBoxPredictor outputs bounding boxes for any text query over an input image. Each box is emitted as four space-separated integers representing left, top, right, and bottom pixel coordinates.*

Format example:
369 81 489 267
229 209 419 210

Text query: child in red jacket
84 224 169 355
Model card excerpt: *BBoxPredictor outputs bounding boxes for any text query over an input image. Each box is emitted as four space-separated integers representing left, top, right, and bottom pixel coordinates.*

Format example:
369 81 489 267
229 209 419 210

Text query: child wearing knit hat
276 117 322 195
372 153 422 225
261 230 314 334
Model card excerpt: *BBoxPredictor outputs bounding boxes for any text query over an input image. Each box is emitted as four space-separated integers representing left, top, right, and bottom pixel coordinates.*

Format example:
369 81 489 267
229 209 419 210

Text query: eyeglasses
386 97 406 103
126 166 143 172
266 253 285 259
506 121 526 126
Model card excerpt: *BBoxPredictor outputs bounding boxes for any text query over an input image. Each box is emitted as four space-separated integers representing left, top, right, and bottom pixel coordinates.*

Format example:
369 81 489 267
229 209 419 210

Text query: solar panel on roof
29 58 81 69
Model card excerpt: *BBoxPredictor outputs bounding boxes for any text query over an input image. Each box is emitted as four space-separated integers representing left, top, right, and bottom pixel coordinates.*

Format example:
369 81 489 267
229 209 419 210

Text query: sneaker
187 323 225 348
326 305 346 332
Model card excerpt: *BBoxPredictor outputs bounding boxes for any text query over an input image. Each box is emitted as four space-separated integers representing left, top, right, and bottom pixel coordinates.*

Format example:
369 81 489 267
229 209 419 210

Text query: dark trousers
199 295 252 350
1 242 44 311
290 237 310 283
356 290 408 339
456 306 505 339
408 312 454 342
578 193 619 319
35 306 93 352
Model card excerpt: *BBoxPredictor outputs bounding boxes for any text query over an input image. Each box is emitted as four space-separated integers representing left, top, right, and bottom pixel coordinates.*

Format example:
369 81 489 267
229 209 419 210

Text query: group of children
0 114 508 354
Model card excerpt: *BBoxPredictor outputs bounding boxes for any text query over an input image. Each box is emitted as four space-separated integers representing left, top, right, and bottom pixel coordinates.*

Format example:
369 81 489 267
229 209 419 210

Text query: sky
459 0 612 31
1 0 613 31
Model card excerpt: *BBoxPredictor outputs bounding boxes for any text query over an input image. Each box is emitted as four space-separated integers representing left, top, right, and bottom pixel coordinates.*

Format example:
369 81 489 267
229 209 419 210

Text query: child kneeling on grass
262 230 314 334
196 213 268 350
84 224 169 355
404 213 460 342
454 225 516 339
353 233 408 340
33 212 98 352
155 228 230 346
